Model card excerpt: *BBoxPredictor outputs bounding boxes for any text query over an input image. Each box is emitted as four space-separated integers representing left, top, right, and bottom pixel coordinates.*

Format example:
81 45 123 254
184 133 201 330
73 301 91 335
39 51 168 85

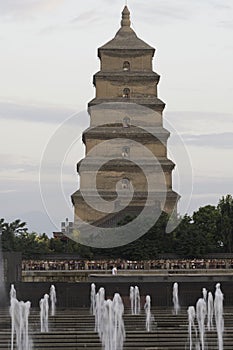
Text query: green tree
217 195 233 253
49 237 65 253
192 205 220 253
91 212 171 260
14 231 51 258
173 215 196 256
0 218 27 251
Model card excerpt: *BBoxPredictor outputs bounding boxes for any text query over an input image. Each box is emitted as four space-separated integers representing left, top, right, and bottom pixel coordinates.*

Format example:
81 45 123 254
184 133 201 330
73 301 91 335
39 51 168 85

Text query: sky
0 0 233 234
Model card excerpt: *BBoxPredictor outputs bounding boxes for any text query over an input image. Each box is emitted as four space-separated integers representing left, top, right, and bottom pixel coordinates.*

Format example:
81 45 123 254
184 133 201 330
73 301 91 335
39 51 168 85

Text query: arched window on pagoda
123 88 130 98
123 61 130 71
122 146 130 158
122 117 130 128
122 178 130 189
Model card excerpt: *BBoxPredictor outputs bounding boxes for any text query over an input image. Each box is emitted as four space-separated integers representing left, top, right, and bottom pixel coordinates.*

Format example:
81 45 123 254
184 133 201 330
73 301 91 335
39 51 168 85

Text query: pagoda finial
121 5 131 27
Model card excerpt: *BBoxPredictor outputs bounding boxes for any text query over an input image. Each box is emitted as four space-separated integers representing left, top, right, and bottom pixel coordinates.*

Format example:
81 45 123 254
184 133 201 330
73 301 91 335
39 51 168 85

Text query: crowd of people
22 258 233 271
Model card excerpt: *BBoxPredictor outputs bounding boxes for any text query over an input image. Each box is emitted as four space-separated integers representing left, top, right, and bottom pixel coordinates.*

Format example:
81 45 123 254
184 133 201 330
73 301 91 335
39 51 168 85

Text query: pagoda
71 6 179 228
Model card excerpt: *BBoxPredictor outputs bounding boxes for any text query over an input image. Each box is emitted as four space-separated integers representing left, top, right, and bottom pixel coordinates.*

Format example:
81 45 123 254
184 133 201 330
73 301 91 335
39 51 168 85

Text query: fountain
172 282 180 315
112 293 125 350
94 287 105 336
10 284 17 299
0 231 6 305
102 299 113 349
90 283 96 315
4 276 233 349
207 291 214 331
202 288 207 303
134 286 140 315
214 283 224 350
93 287 125 350
129 286 140 315
49 285 57 316
10 286 32 350
144 295 152 332
187 306 196 350
129 286 134 315
40 294 49 333
196 298 207 350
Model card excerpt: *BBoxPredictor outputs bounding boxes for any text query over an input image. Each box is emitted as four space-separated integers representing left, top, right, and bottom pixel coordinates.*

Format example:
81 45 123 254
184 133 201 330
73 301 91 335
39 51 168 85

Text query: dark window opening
122 146 130 158
122 178 130 189
123 61 130 71
123 88 130 98
123 117 130 128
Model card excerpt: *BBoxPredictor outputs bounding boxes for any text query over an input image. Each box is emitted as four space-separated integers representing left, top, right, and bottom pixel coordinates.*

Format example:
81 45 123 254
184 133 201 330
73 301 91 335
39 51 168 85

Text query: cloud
132 0 232 26
218 20 233 29
21 210 58 234
38 25 61 35
0 152 80 182
0 186 59 233
134 1 189 23
178 175 233 215
207 0 232 10
167 111 233 122
0 0 65 19
164 111 233 136
0 189 16 194
39 9 102 33
194 176 233 193
0 162 38 177
180 132 233 149
1 153 37 167
0 101 89 126
71 9 100 25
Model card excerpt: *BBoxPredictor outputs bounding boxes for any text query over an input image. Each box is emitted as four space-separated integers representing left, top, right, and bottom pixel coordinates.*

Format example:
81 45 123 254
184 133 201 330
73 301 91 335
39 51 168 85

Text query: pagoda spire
121 5 131 27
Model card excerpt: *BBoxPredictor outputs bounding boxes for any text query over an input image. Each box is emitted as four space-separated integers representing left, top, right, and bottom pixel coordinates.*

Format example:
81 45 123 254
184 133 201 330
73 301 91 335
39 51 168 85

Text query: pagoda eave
93 70 160 82
72 189 179 203
98 48 155 59
82 126 170 143
76 157 175 173
88 98 166 111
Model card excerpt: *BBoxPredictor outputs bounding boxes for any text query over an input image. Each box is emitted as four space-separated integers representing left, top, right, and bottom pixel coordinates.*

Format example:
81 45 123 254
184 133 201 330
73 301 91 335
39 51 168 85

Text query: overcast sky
0 0 233 234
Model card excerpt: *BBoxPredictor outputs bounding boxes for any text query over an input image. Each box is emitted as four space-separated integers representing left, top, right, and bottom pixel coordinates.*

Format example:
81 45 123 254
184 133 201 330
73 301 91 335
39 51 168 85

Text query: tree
1 195 232 259
14 231 51 258
0 218 27 251
173 215 196 256
91 212 171 260
192 205 220 253
217 195 233 253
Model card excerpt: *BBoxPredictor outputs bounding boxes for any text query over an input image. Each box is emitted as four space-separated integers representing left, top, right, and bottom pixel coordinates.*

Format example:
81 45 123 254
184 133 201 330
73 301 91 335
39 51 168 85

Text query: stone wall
100 52 153 72
10 278 233 308
3 252 22 282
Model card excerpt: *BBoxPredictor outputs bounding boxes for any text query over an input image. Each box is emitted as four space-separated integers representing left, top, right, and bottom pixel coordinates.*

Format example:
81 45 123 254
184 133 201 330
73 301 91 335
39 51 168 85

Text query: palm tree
0 219 27 251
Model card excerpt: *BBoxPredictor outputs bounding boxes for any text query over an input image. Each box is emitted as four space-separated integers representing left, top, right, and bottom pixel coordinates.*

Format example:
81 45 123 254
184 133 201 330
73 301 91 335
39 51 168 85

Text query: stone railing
22 268 233 283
